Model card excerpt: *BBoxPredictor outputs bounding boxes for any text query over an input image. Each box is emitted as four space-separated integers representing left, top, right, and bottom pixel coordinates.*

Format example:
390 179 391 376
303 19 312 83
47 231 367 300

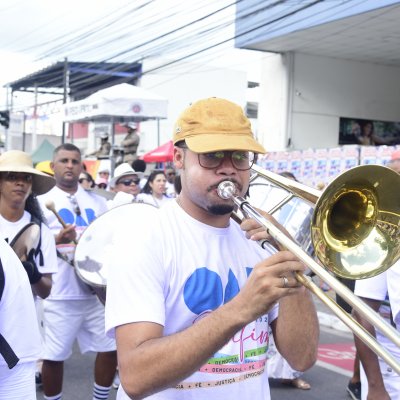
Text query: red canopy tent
142 140 174 163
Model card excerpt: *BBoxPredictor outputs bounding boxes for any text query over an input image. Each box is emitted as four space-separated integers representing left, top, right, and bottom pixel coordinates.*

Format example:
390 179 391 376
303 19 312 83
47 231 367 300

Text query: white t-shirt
136 193 173 208
107 191 134 210
354 266 400 360
387 261 400 329
106 201 278 400
38 185 108 300
165 181 176 198
0 210 58 276
0 239 41 366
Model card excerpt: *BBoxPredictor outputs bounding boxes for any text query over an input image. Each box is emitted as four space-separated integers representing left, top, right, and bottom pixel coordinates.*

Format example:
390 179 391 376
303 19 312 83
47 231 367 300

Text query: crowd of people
80 162 178 210
0 97 399 400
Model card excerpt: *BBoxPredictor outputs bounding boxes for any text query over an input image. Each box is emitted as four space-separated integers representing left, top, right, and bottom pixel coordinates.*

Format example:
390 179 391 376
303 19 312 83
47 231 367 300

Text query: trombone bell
312 165 400 279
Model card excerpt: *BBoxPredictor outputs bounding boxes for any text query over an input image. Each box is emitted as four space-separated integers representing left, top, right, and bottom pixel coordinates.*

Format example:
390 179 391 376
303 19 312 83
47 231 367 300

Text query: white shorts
35 298 45 339
0 361 36 400
42 298 116 361
361 360 400 400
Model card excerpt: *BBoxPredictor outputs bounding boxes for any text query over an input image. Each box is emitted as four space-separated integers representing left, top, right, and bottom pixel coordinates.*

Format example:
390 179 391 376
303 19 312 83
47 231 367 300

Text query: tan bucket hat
172 97 266 154
0 150 55 195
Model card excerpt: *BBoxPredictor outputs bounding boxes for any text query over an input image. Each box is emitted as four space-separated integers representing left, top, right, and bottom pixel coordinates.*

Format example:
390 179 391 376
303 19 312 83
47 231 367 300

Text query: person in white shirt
0 239 42 400
0 150 59 389
0 150 57 299
107 163 143 209
38 143 117 400
137 170 173 208
164 167 177 198
105 97 319 400
353 262 400 400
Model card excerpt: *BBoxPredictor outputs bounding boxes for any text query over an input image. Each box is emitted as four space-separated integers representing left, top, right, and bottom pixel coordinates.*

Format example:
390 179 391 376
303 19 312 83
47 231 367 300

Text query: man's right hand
55 224 77 244
232 250 306 322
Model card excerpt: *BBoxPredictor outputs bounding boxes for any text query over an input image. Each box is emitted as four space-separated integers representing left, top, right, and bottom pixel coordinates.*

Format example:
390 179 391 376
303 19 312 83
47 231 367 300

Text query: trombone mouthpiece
217 181 237 200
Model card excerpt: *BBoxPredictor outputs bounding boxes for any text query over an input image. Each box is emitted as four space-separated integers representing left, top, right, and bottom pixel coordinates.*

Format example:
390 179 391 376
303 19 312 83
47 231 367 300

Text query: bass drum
74 202 158 304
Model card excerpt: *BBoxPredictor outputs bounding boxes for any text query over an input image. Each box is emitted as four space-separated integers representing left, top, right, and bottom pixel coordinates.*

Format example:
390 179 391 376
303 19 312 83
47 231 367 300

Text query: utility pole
32 84 38 151
62 57 69 143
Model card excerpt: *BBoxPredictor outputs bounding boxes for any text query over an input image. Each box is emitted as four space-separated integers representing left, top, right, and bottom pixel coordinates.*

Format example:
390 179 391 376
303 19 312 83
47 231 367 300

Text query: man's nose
218 154 236 171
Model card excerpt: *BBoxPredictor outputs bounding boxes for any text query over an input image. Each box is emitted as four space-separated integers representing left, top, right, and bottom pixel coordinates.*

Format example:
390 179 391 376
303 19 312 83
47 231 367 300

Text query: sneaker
347 381 361 400
112 371 120 389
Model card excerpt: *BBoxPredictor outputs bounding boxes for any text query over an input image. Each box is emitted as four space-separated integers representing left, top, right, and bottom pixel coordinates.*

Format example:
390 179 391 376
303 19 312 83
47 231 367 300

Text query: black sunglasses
118 179 140 186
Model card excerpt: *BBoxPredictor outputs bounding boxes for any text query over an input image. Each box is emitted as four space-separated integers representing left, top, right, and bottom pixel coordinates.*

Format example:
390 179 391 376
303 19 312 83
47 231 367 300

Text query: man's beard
207 203 234 216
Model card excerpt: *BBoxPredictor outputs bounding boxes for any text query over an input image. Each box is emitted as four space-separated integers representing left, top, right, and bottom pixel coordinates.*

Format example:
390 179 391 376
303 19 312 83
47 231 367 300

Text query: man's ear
173 147 185 169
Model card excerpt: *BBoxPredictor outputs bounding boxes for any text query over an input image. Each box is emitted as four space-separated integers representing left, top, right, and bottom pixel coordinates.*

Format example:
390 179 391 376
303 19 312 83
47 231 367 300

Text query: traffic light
0 110 9 129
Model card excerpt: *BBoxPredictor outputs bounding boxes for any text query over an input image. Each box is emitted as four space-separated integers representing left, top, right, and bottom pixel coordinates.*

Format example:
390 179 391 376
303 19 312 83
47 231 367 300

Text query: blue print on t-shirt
184 267 245 315
85 208 96 224
184 268 223 315
224 269 240 304
58 208 96 226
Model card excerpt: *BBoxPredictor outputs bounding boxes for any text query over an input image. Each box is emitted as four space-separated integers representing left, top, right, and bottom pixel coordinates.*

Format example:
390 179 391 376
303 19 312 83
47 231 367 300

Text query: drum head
74 202 158 289
10 223 41 261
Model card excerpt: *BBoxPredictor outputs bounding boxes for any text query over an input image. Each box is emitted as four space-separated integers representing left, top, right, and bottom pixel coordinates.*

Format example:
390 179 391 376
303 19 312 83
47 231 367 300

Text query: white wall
139 59 249 154
259 52 400 150
258 53 291 151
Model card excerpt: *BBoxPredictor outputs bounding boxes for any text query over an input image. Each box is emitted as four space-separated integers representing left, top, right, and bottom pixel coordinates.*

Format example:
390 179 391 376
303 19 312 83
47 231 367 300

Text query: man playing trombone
105 97 319 399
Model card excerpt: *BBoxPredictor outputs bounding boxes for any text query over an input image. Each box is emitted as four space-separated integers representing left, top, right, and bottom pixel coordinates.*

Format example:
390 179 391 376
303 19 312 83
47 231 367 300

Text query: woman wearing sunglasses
78 171 95 190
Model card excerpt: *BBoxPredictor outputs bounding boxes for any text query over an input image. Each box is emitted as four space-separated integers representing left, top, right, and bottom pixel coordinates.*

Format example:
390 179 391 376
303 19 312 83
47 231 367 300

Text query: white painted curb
318 311 351 332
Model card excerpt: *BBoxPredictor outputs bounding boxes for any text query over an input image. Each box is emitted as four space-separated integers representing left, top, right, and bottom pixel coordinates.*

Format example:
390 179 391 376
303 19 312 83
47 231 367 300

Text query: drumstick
45 200 77 244
45 201 95 296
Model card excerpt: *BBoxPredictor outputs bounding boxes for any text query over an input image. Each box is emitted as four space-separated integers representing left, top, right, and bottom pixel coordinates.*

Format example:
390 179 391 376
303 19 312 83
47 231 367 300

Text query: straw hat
0 150 55 195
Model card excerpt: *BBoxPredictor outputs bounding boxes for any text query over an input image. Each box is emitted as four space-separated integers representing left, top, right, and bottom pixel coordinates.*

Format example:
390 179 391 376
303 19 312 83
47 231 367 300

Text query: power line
35 0 155 60
8 0 356 111
10 0 239 91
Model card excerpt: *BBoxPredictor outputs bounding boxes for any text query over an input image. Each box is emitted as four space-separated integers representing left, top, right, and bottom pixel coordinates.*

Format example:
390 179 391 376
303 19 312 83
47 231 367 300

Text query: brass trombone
217 164 400 374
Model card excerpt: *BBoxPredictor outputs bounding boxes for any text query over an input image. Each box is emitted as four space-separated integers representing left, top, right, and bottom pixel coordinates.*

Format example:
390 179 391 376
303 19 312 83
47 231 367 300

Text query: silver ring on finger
282 276 289 288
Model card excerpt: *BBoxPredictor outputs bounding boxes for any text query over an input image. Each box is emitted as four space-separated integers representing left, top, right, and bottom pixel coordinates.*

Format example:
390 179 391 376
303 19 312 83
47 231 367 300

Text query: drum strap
0 258 20 369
